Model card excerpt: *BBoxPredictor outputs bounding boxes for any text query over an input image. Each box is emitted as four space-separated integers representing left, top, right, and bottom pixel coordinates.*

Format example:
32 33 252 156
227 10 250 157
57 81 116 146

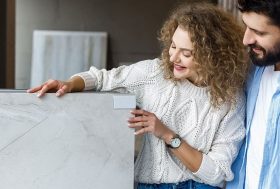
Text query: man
227 0 280 188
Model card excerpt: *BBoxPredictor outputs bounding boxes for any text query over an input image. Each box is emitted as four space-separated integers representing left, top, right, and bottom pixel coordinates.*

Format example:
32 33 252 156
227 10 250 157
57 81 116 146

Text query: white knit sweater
73 58 245 187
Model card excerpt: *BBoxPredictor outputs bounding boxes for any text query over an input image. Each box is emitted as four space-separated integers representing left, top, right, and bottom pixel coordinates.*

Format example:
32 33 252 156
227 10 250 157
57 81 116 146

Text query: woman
28 3 248 189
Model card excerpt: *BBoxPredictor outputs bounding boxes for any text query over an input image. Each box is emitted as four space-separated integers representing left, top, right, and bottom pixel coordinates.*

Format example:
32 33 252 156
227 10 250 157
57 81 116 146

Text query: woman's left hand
128 109 174 140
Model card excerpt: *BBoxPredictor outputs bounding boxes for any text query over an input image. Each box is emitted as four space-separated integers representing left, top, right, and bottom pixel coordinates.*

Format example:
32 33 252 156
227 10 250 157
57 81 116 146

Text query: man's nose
243 27 256 46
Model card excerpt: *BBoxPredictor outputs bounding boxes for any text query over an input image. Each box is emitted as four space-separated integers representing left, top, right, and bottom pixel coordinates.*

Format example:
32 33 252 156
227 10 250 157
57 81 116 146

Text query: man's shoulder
246 65 264 91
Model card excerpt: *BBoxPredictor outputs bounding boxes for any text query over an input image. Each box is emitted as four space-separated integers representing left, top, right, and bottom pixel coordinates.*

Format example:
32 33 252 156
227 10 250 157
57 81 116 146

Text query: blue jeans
137 180 221 189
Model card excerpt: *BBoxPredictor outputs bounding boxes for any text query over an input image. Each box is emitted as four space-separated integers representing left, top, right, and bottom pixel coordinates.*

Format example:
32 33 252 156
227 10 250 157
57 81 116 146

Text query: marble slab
30 31 107 88
0 91 135 189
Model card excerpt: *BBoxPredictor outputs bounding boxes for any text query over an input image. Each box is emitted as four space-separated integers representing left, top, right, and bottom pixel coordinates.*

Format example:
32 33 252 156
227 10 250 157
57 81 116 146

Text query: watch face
171 138 181 148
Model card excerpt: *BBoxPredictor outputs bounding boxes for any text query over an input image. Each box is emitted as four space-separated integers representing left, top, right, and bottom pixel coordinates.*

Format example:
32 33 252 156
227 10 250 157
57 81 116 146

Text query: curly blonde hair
159 2 248 107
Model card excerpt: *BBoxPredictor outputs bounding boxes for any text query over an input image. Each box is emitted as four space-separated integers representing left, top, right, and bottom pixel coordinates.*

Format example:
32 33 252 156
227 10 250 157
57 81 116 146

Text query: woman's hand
129 109 203 172
128 109 175 141
27 79 73 97
27 76 85 97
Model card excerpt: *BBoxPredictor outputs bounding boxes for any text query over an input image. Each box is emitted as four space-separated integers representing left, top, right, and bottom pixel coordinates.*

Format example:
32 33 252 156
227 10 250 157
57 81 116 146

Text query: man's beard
248 42 280 66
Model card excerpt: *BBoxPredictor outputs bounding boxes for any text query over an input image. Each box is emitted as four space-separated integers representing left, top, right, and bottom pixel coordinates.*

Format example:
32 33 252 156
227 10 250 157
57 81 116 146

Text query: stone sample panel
30 31 107 87
0 91 135 189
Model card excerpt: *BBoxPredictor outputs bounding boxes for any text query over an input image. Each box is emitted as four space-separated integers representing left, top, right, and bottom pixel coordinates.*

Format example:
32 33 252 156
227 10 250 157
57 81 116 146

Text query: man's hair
238 0 280 27
159 2 248 107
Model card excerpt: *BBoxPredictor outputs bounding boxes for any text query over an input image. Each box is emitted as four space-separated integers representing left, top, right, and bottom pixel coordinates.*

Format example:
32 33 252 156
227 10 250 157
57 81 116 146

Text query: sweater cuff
71 72 97 91
192 153 223 185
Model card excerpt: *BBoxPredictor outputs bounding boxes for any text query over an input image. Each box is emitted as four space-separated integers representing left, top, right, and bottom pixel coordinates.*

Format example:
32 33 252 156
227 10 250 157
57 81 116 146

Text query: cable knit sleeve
71 59 160 93
193 97 246 186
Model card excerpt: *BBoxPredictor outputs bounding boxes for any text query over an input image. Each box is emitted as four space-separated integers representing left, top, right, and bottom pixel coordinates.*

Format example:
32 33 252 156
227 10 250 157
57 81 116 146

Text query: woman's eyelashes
183 52 192 58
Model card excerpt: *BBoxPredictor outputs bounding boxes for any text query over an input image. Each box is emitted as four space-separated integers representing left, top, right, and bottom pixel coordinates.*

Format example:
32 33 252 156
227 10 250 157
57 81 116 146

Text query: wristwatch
166 134 182 149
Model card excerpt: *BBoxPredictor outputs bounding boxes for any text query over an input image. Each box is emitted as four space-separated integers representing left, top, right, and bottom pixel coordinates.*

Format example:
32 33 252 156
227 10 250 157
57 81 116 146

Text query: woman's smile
173 63 187 71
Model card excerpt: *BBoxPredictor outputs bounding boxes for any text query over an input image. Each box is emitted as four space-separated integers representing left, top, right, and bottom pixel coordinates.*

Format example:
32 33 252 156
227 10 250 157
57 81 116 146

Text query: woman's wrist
161 129 176 144
68 76 85 92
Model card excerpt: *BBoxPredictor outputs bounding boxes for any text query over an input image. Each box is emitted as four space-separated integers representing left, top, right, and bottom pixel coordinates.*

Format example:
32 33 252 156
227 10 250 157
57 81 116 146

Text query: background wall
0 1 6 87
0 0 15 88
15 0 216 89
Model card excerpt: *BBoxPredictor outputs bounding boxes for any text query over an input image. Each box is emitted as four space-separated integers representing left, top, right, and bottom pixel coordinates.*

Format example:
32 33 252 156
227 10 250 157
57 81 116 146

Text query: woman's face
169 26 197 82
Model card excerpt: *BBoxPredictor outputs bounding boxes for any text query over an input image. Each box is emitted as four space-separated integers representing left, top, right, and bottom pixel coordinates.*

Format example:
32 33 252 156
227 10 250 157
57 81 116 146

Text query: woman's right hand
27 79 73 97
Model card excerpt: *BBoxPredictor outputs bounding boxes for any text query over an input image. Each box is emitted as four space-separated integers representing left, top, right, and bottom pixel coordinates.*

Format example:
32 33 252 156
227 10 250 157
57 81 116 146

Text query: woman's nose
170 51 180 63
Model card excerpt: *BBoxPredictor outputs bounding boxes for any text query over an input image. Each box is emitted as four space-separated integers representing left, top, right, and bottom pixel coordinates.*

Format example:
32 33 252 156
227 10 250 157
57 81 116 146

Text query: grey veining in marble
30 31 107 88
0 91 135 189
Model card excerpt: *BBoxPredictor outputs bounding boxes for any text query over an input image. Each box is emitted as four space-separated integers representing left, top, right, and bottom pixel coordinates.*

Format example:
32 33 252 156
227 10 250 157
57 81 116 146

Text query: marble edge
0 90 134 96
